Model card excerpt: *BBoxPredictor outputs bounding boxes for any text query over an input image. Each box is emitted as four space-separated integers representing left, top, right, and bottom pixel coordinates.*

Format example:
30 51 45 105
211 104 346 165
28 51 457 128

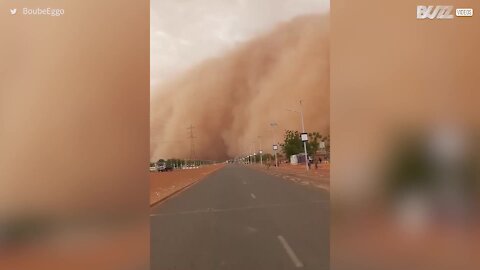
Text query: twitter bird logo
10 8 17 15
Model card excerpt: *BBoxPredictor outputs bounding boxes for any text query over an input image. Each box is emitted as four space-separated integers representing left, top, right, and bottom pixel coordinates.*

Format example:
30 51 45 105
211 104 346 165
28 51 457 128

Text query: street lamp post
270 122 279 167
287 100 309 171
258 136 263 166
299 100 309 171
252 142 257 164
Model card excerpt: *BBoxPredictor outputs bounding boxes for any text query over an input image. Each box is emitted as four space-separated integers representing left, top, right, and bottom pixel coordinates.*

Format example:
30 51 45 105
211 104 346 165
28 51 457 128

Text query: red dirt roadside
150 164 225 205
273 163 330 178
254 162 330 190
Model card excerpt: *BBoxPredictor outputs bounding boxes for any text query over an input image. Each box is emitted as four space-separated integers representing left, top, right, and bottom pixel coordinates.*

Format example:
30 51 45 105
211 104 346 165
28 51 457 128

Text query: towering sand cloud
151 14 329 161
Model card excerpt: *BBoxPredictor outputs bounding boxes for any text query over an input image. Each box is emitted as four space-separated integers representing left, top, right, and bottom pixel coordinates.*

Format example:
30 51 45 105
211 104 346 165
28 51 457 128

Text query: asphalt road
151 164 329 270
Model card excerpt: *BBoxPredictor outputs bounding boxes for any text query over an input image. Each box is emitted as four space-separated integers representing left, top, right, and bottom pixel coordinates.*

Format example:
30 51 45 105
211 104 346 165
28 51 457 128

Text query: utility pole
187 124 196 166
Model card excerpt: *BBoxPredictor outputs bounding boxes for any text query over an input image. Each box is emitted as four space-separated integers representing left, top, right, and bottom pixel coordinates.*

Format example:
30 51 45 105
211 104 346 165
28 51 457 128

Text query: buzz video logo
416 5 454 19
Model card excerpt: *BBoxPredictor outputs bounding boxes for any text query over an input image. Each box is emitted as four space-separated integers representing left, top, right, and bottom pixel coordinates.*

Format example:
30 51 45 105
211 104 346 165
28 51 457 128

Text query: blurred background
331 0 480 269
0 1 149 270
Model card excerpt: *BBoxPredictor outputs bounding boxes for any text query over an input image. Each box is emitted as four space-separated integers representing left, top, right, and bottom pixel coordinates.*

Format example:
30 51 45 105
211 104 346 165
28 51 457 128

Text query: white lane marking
250 193 256 199
277 235 304 268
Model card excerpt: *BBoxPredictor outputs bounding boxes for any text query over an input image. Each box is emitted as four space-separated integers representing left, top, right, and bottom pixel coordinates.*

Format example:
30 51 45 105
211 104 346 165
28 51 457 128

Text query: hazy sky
150 0 329 91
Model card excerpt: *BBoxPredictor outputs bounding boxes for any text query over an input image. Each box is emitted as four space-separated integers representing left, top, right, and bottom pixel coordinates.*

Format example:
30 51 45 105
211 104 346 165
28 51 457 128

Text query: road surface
151 164 329 270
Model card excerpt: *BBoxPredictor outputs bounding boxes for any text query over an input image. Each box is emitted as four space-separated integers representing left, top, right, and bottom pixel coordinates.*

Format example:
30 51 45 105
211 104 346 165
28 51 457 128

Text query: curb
150 166 224 207
248 164 330 191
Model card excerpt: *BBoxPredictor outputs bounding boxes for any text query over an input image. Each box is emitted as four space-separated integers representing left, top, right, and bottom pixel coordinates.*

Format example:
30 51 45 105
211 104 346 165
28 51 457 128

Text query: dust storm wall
150 14 329 161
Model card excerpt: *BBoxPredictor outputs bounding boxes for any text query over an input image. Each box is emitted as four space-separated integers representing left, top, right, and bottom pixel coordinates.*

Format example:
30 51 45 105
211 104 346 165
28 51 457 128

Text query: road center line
250 193 256 199
277 235 304 268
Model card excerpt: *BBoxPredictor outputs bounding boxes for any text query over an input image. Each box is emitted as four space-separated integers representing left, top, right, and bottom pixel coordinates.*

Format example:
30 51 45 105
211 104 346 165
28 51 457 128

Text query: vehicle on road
156 162 173 172
150 162 170 172
157 163 166 171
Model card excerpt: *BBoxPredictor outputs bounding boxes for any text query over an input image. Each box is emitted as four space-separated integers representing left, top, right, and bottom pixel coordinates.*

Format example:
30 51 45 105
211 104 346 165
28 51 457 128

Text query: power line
187 124 196 160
